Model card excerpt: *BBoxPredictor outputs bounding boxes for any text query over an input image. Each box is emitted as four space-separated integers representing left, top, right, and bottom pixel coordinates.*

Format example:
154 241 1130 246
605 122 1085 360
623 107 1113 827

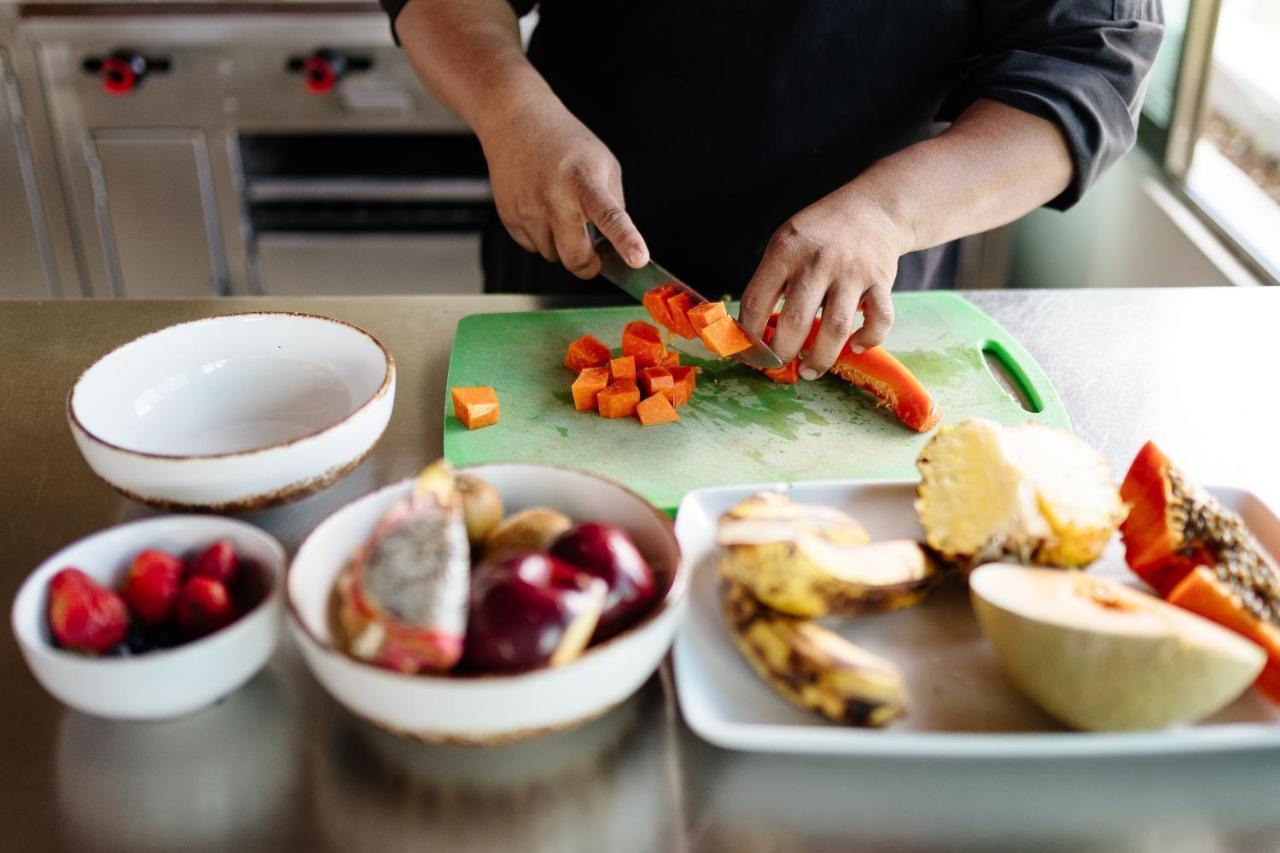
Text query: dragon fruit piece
335 461 470 673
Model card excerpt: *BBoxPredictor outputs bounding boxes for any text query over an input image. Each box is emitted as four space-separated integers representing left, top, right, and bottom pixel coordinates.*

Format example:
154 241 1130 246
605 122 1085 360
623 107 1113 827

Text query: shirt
381 1 1164 295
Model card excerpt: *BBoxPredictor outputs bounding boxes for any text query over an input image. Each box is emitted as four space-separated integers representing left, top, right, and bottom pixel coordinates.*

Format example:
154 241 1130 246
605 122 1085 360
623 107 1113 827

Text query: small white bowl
12 515 286 720
289 464 686 745
68 312 395 512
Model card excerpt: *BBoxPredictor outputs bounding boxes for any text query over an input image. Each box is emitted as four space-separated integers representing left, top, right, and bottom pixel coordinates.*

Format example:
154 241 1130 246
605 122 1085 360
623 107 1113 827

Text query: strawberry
48 568 130 654
175 576 238 639
188 540 239 586
122 549 184 624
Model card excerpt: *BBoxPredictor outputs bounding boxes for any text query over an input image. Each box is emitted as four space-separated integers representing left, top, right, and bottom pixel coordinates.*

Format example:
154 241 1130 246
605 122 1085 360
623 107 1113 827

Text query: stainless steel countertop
2 288 1279 853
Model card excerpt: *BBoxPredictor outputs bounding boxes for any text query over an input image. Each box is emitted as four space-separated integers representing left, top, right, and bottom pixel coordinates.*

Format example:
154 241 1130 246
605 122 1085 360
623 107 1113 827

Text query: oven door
255 232 482 296
240 132 491 295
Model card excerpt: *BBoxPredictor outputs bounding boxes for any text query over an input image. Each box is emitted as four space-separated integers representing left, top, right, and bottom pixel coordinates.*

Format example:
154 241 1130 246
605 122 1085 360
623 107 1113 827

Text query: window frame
1140 0 1279 286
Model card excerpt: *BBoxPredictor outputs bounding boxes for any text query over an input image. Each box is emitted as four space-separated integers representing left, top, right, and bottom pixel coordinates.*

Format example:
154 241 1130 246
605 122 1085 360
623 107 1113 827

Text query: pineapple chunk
915 419 1125 569
915 419 1048 565
1002 424 1128 566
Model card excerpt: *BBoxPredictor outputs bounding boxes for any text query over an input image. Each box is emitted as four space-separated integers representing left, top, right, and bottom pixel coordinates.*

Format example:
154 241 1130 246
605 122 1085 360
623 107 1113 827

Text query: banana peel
720 570 907 727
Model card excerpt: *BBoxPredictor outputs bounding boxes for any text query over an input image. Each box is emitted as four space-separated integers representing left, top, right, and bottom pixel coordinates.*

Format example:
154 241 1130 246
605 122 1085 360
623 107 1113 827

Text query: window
1141 0 1280 284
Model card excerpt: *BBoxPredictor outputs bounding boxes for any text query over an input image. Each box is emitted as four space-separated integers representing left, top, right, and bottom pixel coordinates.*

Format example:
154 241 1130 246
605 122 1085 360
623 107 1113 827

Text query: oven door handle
245 177 492 203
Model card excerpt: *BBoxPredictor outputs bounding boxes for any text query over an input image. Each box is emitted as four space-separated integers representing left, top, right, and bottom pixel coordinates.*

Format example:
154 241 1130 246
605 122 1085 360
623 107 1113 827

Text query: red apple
48 568 130 654
550 523 657 640
463 553 606 672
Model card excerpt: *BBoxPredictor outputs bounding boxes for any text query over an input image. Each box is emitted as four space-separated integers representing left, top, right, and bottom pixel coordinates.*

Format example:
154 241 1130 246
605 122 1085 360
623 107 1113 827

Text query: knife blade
590 230 783 370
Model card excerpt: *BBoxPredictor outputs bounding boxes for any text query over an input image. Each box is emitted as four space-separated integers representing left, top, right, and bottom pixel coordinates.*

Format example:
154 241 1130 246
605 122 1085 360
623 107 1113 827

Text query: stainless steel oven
7 3 492 298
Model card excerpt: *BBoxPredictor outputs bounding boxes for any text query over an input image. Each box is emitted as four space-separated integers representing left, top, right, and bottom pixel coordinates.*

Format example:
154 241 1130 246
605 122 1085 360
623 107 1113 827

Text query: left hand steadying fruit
738 189 907 380
738 99 1077 380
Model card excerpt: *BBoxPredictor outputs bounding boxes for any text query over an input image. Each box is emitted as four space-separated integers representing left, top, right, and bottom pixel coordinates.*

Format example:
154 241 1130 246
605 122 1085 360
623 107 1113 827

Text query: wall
1005 151 1240 289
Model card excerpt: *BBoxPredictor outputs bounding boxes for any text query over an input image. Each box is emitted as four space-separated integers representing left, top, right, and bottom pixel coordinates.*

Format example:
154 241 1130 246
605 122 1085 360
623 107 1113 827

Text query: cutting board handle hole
982 340 1043 414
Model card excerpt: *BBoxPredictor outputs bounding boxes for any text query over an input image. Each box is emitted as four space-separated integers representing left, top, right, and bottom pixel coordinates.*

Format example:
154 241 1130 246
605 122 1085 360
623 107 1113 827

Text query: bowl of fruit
11 516 285 720
288 460 685 744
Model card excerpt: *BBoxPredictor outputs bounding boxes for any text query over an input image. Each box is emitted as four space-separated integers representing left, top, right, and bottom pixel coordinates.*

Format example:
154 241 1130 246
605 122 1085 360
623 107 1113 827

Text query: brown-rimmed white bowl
67 312 395 512
12 515 285 720
288 463 685 744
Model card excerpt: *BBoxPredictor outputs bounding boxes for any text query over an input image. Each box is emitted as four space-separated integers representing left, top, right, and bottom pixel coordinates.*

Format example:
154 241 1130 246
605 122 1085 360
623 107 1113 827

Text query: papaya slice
451 387 500 429
661 350 681 368
831 345 940 433
609 356 636 382
571 367 610 412
665 292 699 339
1168 567 1280 704
699 316 752 357
564 334 612 372
636 392 679 426
1119 441 1216 596
621 321 666 368
598 380 641 419
755 314 939 432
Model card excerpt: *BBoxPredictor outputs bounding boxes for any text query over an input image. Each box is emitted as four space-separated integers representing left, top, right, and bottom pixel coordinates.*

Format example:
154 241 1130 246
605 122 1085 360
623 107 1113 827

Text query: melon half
970 564 1265 731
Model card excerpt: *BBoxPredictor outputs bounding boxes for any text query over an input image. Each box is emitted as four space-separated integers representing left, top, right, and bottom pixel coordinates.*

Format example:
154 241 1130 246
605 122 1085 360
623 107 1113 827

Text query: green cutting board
444 292 1068 512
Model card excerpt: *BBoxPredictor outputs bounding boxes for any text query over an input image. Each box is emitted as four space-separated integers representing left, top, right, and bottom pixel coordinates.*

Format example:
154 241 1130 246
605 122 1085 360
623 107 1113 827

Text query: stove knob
301 50 348 95
83 51 169 97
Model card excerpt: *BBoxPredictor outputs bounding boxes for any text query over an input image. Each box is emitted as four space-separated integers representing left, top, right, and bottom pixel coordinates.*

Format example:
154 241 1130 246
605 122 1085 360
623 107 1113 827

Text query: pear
970 564 1265 731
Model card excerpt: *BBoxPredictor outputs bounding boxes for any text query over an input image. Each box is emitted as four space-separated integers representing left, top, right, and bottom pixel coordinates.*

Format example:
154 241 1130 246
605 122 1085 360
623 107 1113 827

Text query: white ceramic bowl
289 464 686 744
68 312 395 512
12 515 286 720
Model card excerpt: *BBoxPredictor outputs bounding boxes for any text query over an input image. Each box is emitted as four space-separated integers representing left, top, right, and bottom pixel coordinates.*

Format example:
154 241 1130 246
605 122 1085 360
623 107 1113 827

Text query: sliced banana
717 492 940 617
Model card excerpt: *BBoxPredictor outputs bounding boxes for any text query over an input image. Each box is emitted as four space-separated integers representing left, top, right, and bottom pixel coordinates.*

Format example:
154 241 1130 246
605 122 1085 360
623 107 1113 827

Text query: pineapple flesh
915 419 1125 569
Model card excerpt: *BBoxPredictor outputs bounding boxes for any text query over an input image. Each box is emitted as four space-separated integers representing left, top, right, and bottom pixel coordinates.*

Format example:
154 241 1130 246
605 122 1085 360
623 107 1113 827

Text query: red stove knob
302 51 347 95
83 51 169 97
100 53 147 96
288 50 371 95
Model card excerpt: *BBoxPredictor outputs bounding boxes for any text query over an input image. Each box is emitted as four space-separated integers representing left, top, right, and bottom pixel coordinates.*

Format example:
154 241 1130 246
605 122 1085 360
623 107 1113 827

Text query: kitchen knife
590 228 783 370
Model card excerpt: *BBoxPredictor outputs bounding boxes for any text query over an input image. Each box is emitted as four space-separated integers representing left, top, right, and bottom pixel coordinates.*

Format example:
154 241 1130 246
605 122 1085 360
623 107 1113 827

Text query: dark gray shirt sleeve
938 0 1165 210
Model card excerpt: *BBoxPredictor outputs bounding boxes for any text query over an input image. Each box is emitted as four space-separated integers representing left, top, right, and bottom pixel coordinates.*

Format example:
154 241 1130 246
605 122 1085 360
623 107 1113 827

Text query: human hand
738 191 909 378
478 96 648 279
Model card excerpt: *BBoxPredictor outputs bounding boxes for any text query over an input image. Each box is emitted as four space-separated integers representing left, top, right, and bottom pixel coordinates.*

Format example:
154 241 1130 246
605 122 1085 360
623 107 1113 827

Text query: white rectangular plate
673 479 1280 758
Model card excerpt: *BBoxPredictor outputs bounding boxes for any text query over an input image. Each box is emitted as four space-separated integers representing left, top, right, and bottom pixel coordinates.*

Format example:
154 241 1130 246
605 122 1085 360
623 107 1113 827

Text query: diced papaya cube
643 285 679 332
699 316 752 357
665 292 698 339
609 356 636 382
640 366 676 403
564 334 612 372
571 366 611 412
687 301 728 333
451 386 501 429
668 366 699 407
636 392 679 426
661 349 681 368
759 316 800 382
621 321 666 368
763 360 801 384
598 380 641 419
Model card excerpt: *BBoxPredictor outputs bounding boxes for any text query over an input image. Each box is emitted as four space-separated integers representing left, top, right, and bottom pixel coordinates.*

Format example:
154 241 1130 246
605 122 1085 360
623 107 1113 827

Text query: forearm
845 98 1074 253
394 0 560 139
